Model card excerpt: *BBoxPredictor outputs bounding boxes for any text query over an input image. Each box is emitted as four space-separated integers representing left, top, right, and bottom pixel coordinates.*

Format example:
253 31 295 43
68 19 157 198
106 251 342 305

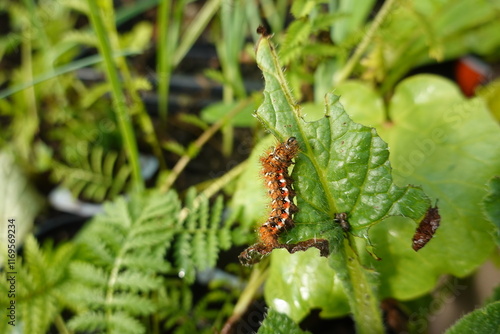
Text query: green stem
328 234 384 334
53 314 70 334
86 0 143 191
156 0 171 121
172 0 222 67
99 0 166 169
333 0 397 86
157 0 221 122
159 98 251 193
221 264 269 334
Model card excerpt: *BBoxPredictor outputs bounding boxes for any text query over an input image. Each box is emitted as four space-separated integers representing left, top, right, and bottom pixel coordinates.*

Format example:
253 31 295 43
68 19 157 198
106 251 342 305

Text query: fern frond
206 195 225 267
69 261 108 286
174 233 194 281
280 19 312 64
66 311 109 333
66 190 179 333
65 188 233 332
172 188 231 282
63 283 105 310
107 294 156 315
0 235 76 334
51 145 131 202
114 271 163 292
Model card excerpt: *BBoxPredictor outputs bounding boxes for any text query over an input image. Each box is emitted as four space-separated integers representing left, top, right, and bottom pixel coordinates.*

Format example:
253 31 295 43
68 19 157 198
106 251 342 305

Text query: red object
455 56 491 96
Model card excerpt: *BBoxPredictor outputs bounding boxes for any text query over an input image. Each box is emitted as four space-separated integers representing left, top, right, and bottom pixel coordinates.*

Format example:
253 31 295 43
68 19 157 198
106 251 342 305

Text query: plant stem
333 0 397 86
86 0 144 191
53 314 70 334
0 51 138 100
159 98 251 192
221 263 269 334
172 0 222 67
329 235 384 334
156 0 172 122
97 0 166 170
157 0 221 122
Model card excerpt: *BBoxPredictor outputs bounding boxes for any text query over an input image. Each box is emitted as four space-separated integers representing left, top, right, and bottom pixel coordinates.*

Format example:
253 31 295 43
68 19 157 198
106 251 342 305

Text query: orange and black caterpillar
258 137 299 249
239 137 329 266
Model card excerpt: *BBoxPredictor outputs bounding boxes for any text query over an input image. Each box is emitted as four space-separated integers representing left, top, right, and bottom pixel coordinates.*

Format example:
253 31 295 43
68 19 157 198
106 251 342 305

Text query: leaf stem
98 0 166 170
329 235 384 334
156 0 174 122
333 0 397 86
173 0 222 67
86 0 144 191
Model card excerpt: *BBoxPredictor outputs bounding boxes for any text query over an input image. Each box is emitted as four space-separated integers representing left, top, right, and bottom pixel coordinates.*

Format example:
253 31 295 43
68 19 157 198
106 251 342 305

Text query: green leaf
67 191 178 333
64 187 231 331
444 301 500 334
255 37 431 245
477 79 500 122
290 0 316 18
377 75 500 284
254 35 431 332
258 309 311 334
334 80 386 128
51 146 131 202
374 0 500 91
264 249 349 320
0 235 76 334
200 101 257 127
336 76 500 300
483 176 500 245
330 0 375 44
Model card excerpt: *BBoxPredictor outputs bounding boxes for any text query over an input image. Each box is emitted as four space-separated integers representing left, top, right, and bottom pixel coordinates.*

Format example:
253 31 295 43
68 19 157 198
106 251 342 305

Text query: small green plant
0 188 233 334
65 188 231 333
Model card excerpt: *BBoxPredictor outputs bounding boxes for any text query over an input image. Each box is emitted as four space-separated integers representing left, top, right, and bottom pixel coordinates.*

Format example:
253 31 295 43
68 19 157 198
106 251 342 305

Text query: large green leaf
444 301 500 334
337 76 500 299
253 35 432 329
264 249 349 320
483 176 500 246
373 0 500 91
255 46 431 243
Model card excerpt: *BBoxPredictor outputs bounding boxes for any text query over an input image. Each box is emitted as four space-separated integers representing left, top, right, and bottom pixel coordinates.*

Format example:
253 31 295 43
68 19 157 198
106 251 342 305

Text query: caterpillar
258 136 299 249
239 137 329 266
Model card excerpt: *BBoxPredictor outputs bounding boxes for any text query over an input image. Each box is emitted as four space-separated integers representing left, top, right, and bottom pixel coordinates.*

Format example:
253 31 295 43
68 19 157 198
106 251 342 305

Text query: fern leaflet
51 145 131 202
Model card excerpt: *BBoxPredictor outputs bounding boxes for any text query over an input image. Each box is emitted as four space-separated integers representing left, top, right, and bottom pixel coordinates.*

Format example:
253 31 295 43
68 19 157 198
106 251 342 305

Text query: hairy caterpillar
239 137 329 266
